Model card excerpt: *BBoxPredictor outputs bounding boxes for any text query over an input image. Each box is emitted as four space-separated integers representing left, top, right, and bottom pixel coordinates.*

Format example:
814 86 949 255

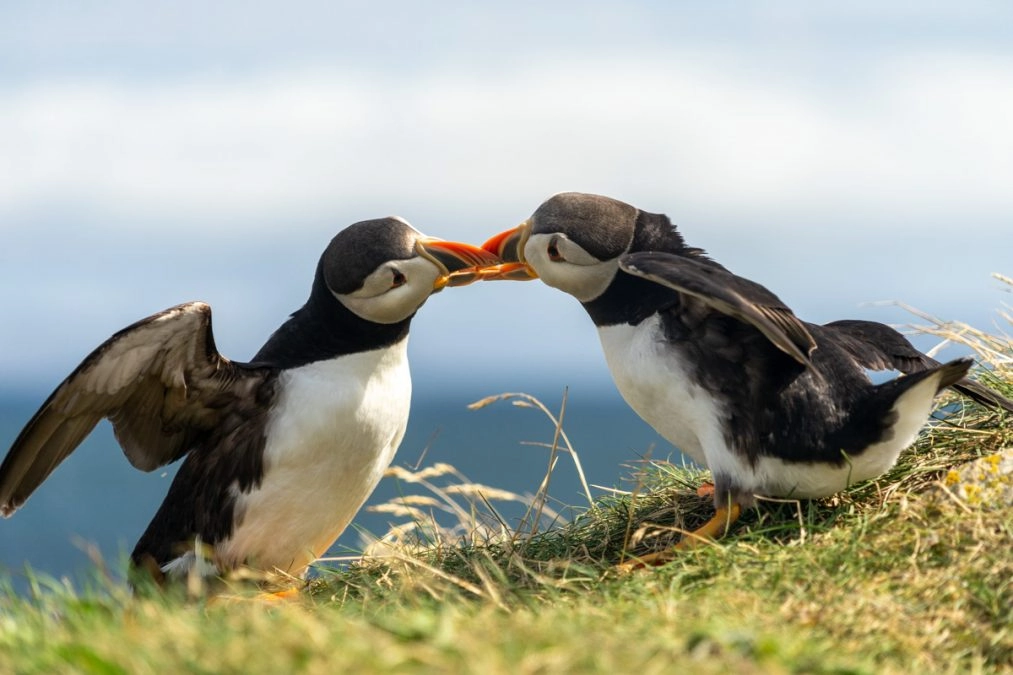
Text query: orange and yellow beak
470 221 539 282
415 237 505 290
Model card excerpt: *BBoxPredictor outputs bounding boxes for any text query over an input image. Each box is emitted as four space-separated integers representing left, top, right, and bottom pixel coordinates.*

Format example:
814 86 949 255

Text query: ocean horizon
0 380 681 592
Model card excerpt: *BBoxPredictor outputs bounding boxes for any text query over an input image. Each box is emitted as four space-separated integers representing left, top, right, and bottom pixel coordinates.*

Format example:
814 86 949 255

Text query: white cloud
2 35 1011 390
2 52 1012 235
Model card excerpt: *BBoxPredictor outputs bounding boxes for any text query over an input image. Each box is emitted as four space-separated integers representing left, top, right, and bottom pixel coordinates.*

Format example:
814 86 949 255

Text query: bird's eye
391 269 407 287
547 239 563 262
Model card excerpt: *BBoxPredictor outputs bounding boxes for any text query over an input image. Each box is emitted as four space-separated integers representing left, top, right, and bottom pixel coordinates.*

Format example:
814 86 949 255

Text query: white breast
216 339 412 577
596 317 725 467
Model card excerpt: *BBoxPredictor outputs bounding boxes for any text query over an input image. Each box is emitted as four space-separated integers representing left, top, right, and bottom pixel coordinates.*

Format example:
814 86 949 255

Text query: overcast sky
2 1 1011 396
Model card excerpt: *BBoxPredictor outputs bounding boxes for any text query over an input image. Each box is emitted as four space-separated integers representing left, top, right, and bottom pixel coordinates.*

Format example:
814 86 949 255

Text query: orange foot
696 482 715 499
616 503 742 573
254 587 302 603
208 586 303 607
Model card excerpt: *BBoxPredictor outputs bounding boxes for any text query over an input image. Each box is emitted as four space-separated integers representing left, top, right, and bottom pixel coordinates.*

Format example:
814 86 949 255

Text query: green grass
2 308 1011 674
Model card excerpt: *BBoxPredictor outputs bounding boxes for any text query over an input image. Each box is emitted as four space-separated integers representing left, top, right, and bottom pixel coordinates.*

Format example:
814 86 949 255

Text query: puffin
0 217 500 584
479 192 1013 565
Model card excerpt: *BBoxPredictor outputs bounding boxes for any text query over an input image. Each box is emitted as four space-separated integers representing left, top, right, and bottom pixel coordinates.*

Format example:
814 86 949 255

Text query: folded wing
611 255 1012 414
619 251 817 366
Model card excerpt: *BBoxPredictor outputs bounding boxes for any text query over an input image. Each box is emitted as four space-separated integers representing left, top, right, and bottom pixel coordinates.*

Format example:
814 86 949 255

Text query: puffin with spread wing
0 217 499 583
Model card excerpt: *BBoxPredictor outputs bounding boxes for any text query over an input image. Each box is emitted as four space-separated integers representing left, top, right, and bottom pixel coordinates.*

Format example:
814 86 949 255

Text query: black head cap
320 217 419 295
531 193 639 261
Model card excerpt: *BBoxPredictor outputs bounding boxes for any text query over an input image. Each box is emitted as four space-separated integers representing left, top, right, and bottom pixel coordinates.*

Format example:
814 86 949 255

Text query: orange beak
415 237 505 290
471 222 539 282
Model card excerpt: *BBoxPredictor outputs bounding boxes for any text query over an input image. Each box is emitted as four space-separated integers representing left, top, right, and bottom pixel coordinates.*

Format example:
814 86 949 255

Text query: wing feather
824 319 1013 412
620 252 817 365
0 301 263 516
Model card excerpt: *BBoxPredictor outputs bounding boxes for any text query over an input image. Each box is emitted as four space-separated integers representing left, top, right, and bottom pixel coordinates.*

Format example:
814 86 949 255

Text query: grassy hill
2 312 1010 674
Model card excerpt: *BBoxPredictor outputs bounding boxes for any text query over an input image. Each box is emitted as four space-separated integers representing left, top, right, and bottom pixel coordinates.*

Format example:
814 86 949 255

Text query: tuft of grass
2 293 1011 674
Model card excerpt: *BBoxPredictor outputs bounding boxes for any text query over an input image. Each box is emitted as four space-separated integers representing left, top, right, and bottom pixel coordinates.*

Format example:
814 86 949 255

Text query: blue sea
0 381 678 592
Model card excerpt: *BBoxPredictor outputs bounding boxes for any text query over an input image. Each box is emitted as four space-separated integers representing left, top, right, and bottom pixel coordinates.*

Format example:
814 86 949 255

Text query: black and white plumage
481 192 1012 557
0 217 499 583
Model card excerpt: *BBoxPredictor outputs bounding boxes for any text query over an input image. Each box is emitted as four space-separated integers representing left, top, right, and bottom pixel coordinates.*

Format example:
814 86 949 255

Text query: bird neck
583 210 717 327
582 271 678 327
252 275 411 369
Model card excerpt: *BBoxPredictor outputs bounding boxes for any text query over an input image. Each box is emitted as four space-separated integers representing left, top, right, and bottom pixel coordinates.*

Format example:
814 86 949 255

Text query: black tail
825 319 1013 414
933 358 975 392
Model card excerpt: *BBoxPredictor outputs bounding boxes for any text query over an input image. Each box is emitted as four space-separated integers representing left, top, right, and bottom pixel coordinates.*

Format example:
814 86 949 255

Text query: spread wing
824 319 1013 413
0 302 267 517
619 251 817 366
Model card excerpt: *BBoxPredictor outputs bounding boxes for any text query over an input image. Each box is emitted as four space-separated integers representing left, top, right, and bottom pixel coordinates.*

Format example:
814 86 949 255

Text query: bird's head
479 192 687 303
320 217 501 324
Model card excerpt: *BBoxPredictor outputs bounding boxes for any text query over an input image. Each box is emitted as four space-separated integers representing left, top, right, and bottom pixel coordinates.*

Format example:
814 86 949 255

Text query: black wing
824 319 1013 413
0 302 268 516
619 251 817 366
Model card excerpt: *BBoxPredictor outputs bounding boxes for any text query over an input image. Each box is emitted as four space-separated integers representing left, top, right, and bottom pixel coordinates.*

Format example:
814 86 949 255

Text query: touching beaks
471 222 539 282
481 222 529 263
415 222 539 290
415 237 504 290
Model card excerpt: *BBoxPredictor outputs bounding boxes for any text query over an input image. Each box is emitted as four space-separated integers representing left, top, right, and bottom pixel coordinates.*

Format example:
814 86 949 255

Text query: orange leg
674 502 742 550
254 587 302 603
617 502 742 572
207 586 303 606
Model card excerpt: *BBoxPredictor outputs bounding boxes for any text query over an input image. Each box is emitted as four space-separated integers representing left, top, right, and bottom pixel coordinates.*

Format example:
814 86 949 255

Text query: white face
332 255 441 324
523 231 619 303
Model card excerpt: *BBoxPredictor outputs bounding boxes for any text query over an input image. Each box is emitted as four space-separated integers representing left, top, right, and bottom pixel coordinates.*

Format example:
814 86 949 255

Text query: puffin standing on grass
480 192 1012 566
0 217 500 585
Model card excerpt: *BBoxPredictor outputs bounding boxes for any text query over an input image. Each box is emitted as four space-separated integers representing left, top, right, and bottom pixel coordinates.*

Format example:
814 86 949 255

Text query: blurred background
2 1 1011 588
